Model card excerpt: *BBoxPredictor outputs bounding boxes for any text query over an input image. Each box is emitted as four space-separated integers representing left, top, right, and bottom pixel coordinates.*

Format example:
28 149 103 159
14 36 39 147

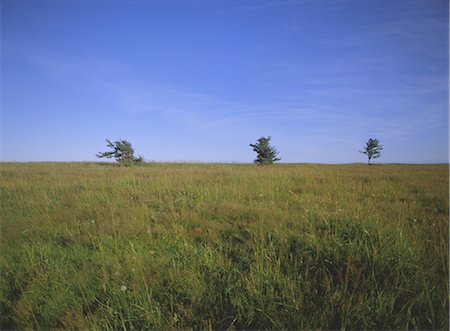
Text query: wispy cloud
5 43 133 80
11 42 446 146
92 76 448 142
319 10 447 51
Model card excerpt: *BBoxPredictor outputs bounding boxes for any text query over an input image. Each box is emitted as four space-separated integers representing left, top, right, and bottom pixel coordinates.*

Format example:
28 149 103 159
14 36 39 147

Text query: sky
1 0 448 163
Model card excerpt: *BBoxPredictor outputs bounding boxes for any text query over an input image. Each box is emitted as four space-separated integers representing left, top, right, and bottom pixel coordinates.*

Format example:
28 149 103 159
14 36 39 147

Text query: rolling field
0 162 448 330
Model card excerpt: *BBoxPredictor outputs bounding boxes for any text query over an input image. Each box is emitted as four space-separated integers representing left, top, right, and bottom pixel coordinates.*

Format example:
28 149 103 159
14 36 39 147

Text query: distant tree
250 136 281 165
96 139 144 165
360 138 382 165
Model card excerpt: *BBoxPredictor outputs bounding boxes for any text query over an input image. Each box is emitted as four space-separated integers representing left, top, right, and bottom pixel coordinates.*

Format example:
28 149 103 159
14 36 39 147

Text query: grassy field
0 162 448 330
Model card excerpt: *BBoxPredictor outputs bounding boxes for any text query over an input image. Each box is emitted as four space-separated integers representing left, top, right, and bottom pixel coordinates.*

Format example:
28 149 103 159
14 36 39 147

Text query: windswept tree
96 139 144 164
250 136 281 165
360 138 382 165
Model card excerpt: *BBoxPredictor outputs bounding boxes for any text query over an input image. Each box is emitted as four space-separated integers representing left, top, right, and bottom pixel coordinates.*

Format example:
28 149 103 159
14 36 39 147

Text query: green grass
0 162 448 330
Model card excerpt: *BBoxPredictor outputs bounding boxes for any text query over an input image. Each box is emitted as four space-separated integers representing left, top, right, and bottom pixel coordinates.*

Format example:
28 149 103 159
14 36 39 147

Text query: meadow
0 162 448 330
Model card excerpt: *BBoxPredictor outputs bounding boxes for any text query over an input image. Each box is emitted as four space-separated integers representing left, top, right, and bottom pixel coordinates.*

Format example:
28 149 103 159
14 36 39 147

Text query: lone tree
250 136 281 165
96 139 144 164
360 138 382 165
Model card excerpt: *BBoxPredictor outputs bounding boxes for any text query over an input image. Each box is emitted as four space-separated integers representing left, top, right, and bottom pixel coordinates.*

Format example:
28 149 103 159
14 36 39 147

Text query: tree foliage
360 138 382 164
96 139 144 164
250 136 281 165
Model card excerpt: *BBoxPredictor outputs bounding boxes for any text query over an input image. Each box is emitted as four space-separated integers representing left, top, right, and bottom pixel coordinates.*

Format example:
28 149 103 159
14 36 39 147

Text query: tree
360 138 382 165
96 139 144 164
250 136 281 164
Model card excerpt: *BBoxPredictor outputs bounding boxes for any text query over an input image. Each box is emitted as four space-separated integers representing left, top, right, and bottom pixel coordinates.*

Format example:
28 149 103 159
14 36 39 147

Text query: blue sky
1 0 448 163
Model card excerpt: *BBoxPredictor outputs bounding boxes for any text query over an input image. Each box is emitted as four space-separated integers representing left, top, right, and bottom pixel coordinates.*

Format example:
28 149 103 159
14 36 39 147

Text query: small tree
250 136 281 165
96 139 144 164
360 138 382 165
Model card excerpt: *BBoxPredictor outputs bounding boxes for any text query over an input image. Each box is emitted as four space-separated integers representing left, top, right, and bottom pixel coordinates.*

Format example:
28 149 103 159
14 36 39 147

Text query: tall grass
0 162 448 329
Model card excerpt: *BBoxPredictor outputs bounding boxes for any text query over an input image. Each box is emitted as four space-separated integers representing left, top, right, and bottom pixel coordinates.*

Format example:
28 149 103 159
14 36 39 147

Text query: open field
0 162 448 330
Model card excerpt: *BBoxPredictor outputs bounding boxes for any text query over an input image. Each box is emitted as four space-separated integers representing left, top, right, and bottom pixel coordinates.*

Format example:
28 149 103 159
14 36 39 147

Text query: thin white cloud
100 78 448 143
5 43 133 80
319 12 447 51
11 43 446 147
